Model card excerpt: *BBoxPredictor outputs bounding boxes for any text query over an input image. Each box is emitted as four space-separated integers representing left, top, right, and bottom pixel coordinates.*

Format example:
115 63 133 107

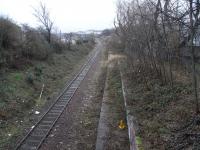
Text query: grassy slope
0 43 93 149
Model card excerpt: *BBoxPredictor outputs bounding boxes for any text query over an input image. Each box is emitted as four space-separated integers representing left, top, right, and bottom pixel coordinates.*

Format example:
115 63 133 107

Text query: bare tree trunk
189 0 199 114
160 4 174 87
48 30 51 43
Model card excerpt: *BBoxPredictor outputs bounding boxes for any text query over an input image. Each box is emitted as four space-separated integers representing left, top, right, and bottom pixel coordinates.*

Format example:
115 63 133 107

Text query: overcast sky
0 0 117 32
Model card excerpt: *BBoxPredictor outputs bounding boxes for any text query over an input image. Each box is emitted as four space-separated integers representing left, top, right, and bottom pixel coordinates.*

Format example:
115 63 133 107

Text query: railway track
15 49 99 150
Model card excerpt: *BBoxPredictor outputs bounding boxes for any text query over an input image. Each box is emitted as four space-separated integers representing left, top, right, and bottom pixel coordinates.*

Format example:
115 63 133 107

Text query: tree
188 0 200 114
33 2 53 43
115 0 200 114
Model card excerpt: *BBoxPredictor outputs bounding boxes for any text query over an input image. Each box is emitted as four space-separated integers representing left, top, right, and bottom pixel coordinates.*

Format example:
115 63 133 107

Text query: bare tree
33 2 53 43
115 0 200 114
189 0 199 114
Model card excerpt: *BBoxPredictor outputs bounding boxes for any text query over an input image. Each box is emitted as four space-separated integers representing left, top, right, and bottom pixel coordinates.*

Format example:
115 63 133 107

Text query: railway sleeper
38 124 51 129
54 101 66 105
59 98 70 102
58 100 69 103
49 109 63 113
50 107 64 112
78 72 86 78
53 104 65 109
47 112 60 116
67 89 76 93
31 132 47 137
24 139 40 146
68 86 77 89
42 117 56 121
60 97 70 100
77 76 85 79
73 81 81 85
32 128 49 136
61 94 72 98
85 66 91 70
64 92 74 96
54 104 66 108
28 135 43 141
20 144 37 150
70 84 79 88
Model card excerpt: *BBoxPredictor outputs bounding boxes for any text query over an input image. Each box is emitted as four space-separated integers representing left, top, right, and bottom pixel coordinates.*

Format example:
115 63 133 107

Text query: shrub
51 40 66 53
0 17 21 49
13 73 22 81
34 65 43 77
0 17 22 67
106 34 124 51
51 33 68 53
22 25 52 60
25 72 34 85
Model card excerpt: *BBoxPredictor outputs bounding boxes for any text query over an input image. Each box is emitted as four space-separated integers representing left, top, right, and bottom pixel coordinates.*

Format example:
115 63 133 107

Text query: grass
105 33 200 149
105 58 129 150
107 64 124 114
136 136 143 150
0 43 94 149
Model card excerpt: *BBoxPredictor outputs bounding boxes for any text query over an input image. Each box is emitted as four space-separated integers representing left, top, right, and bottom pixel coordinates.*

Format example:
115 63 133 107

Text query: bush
106 34 124 51
0 17 21 49
51 40 66 53
22 25 52 60
34 65 43 77
25 72 34 85
0 17 22 67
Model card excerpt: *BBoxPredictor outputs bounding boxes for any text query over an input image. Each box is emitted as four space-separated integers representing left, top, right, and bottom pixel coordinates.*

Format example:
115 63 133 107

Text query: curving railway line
15 48 100 150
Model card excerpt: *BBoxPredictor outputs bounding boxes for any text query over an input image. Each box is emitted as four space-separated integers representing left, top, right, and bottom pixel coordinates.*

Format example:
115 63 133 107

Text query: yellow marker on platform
118 120 126 129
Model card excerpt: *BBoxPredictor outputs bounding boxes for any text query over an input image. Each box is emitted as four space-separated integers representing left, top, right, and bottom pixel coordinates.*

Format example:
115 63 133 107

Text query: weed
34 66 43 77
13 73 22 81
35 97 46 107
136 136 144 150
25 73 34 85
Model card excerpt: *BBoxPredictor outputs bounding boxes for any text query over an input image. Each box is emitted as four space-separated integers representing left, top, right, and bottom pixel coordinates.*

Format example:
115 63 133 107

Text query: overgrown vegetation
106 59 129 150
0 6 95 148
112 0 200 149
0 42 94 149
119 59 199 149
115 0 200 114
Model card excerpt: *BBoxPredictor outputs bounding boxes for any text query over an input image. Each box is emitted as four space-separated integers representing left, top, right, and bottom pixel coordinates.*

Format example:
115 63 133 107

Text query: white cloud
0 0 117 32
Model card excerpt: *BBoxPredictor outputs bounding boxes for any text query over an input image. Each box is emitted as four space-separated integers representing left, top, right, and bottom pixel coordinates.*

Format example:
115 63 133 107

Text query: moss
136 136 144 150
